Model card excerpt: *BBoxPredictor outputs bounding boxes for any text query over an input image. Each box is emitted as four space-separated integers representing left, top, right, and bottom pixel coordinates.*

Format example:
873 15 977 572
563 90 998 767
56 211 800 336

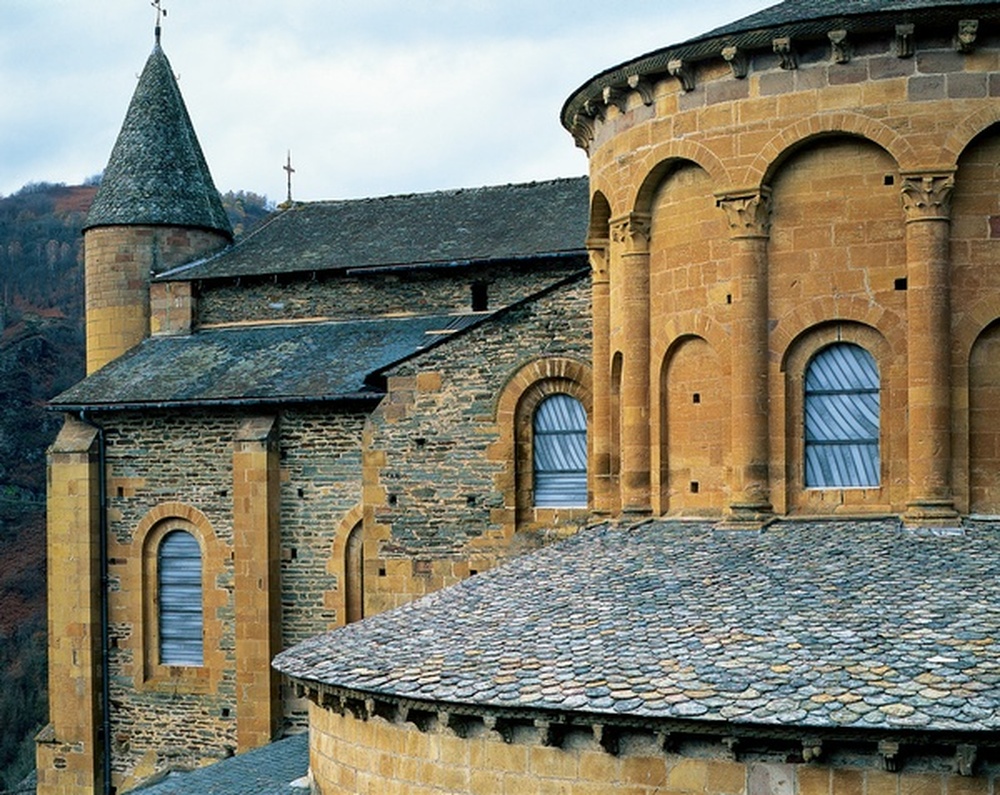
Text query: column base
904 499 960 528
719 501 775 531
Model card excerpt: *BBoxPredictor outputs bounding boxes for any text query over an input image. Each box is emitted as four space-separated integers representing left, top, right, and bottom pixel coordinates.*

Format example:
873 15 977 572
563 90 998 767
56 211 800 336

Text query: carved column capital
610 213 651 253
586 236 610 283
901 173 955 222
716 189 772 238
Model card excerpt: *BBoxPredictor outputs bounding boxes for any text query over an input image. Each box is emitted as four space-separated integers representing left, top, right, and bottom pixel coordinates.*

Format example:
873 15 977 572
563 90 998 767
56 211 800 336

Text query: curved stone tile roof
85 45 232 238
275 519 1000 734
562 0 1000 129
158 177 588 281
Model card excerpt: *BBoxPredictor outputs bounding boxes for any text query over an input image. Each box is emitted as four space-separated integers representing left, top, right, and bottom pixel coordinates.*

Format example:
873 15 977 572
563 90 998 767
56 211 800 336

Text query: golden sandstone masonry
40 2 1000 794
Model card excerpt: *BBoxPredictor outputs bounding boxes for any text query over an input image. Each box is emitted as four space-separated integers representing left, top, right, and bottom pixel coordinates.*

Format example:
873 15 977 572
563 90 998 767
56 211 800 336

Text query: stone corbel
716 189 773 238
627 74 655 105
570 112 596 151
901 173 955 221
722 45 749 78
602 85 629 114
668 58 695 92
896 24 915 57
955 19 978 53
879 740 902 772
773 37 797 69
955 744 977 777
828 30 850 64
722 737 741 761
801 738 823 762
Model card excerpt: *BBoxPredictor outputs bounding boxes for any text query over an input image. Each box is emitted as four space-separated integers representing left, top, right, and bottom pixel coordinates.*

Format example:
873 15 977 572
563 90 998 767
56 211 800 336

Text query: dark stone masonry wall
278 407 367 647
368 275 592 568
101 410 243 779
195 259 587 325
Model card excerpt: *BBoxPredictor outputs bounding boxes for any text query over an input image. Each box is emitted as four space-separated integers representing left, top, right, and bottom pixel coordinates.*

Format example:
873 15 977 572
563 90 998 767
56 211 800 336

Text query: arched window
157 530 204 666
344 521 364 624
533 394 587 507
804 343 880 488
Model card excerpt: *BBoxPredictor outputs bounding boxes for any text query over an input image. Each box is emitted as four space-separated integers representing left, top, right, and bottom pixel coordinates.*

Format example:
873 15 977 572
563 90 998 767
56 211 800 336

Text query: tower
82 36 231 374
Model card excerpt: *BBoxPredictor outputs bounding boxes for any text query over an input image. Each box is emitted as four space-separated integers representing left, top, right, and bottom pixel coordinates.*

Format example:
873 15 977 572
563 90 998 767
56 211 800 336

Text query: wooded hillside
0 181 271 791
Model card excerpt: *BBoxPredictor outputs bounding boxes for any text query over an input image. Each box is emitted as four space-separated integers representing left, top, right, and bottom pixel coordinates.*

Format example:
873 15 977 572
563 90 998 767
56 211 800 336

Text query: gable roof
158 177 589 282
275 518 1000 736
49 313 484 410
562 0 1000 130
85 44 232 239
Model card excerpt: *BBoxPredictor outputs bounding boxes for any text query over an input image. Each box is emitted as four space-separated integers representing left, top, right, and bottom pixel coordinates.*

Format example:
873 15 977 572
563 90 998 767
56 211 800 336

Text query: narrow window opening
297 487 305 498
894 277 907 291
533 394 588 507
692 393 701 404
726 294 732 305
690 481 700 493
158 530 204 666
387 494 397 506
884 174 895 186
116 486 124 498
804 343 880 488
471 281 488 312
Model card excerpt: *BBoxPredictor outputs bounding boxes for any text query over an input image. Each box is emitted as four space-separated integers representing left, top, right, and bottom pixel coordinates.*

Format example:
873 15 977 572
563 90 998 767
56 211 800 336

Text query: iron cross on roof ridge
284 151 296 204
152 0 167 45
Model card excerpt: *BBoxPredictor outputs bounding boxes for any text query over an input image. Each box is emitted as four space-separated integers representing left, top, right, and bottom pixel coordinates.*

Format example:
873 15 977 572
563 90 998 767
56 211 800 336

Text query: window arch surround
781 323 897 513
135 502 225 691
491 357 592 533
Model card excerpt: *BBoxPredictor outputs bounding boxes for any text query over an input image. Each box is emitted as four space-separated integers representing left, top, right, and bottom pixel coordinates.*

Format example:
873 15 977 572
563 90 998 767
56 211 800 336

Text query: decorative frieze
901 174 955 222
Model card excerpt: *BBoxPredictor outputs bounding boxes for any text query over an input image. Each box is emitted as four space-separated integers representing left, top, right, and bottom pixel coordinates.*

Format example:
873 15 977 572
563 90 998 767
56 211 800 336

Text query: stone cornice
560 4 1000 136
290 678 1000 775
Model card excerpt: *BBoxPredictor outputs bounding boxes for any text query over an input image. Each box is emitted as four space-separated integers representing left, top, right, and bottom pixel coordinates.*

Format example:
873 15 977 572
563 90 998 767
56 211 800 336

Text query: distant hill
0 180 272 791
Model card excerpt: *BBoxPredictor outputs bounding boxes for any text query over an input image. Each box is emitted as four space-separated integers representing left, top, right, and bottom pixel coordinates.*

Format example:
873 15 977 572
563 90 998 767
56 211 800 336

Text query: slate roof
85 44 232 239
274 518 1000 735
50 314 481 409
158 177 589 281
562 0 1000 129
131 733 308 795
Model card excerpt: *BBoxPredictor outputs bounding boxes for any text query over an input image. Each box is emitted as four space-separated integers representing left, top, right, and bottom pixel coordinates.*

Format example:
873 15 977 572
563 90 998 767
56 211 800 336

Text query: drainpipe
80 410 112 795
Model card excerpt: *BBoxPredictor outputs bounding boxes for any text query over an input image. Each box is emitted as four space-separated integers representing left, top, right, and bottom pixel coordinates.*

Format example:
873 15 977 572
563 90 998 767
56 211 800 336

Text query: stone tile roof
158 177 589 281
275 519 1000 735
85 45 232 239
50 314 481 409
562 1 1000 129
131 733 308 795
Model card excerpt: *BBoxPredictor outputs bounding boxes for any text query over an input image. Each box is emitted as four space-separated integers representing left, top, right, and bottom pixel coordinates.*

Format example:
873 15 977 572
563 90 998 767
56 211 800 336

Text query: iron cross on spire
152 0 167 45
284 151 296 204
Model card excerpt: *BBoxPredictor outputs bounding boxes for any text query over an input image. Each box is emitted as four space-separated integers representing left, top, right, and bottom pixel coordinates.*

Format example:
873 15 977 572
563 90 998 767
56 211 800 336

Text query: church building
39 1 1000 794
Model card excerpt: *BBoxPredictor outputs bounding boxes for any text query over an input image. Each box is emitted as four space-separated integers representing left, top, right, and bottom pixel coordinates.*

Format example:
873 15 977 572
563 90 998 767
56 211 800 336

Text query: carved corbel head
956 19 978 52
722 45 748 79
627 74 655 105
828 30 850 64
773 37 797 69
668 59 695 92
602 85 629 114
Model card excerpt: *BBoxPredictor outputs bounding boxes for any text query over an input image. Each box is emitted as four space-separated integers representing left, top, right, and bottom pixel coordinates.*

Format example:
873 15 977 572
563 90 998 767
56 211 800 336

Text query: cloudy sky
1 1 775 203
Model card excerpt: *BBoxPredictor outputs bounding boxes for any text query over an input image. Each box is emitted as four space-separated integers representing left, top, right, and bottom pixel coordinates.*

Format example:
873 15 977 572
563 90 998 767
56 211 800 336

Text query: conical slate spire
85 44 232 238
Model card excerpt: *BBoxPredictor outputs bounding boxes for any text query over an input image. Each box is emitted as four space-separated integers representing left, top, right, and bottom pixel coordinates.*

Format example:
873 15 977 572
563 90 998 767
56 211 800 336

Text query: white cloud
0 1 775 199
